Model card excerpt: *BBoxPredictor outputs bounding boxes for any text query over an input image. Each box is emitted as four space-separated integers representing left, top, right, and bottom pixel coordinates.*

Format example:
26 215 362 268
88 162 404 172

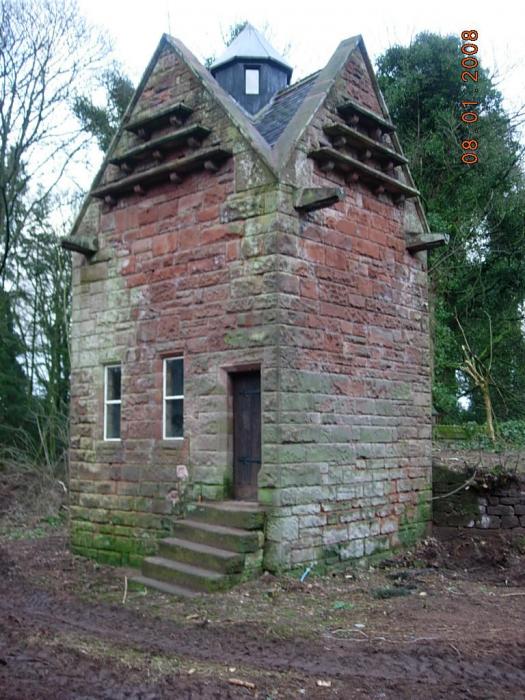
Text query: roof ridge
273 36 362 173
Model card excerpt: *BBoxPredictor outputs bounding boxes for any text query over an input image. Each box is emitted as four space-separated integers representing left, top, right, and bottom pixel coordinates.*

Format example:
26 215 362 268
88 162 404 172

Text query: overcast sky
69 0 522 195
77 0 521 113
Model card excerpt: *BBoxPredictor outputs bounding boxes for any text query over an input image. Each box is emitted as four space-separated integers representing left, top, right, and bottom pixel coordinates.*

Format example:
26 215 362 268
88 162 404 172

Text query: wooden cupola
210 23 292 115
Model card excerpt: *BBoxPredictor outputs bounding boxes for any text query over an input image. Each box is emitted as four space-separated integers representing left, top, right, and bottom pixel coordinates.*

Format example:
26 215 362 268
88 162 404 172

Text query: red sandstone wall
69 45 281 564
262 47 431 568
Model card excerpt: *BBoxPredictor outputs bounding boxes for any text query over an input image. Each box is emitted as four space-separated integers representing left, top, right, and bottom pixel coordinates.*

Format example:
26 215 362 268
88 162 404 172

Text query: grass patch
0 510 67 540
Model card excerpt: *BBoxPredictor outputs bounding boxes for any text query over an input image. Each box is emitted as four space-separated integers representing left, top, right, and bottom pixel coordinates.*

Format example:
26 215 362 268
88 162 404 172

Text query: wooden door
232 371 261 500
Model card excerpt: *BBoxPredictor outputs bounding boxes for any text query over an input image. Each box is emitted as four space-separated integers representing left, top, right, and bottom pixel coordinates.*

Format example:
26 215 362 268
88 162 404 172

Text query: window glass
104 365 121 440
106 403 121 440
166 357 183 397
165 398 183 439
164 357 184 439
245 68 259 95
106 365 121 401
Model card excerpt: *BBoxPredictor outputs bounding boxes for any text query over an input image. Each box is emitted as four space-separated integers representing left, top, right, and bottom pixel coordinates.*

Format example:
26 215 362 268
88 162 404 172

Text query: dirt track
1 530 524 699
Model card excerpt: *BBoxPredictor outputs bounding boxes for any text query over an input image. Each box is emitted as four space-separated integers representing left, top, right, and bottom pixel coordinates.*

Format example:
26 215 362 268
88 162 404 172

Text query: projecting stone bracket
61 235 98 257
405 231 447 254
294 187 345 212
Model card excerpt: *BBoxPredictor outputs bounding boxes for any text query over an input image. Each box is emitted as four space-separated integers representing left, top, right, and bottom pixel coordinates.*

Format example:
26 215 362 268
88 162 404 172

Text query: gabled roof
65 31 429 244
271 35 362 171
253 71 320 146
211 22 292 74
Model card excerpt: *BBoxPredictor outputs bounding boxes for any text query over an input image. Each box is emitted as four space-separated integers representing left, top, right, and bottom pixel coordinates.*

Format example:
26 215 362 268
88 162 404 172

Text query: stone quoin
63 23 443 591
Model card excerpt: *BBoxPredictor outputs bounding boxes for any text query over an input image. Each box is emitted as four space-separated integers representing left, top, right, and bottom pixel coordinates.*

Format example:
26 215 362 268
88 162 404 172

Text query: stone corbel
61 235 98 257
405 232 447 254
294 186 345 213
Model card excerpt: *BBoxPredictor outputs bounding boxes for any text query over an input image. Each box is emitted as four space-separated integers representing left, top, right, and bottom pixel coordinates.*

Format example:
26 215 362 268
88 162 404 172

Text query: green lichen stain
399 493 432 547
224 329 269 348
223 474 233 499
70 517 163 567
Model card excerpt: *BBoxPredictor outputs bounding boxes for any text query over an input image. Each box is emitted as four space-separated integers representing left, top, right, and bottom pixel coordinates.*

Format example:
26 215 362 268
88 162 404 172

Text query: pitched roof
211 23 292 73
64 32 430 244
253 71 320 146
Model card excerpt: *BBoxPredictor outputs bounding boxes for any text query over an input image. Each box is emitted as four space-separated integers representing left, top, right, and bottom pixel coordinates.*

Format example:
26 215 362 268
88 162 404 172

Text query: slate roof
211 23 292 73
253 71 320 146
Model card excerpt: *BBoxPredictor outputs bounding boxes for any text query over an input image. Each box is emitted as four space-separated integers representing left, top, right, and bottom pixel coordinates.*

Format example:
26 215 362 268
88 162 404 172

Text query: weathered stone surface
500 516 519 529
66 34 433 571
487 505 514 516
479 515 501 529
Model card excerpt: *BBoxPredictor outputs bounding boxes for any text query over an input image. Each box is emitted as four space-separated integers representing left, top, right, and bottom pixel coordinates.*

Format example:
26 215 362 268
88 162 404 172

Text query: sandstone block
487 505 514 516
266 516 299 543
340 539 365 560
479 514 501 529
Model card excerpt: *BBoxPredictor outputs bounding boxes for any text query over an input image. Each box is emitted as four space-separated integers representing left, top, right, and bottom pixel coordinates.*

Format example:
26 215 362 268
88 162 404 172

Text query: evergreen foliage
377 33 525 424
73 67 135 152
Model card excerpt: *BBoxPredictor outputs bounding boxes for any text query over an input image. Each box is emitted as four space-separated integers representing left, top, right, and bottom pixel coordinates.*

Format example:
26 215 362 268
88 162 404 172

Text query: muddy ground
1 526 524 699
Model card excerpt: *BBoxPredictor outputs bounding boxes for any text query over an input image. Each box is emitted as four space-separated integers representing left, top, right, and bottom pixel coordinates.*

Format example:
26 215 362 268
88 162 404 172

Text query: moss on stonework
222 475 233 499
398 493 432 547
70 513 167 567
72 545 123 566
224 328 272 348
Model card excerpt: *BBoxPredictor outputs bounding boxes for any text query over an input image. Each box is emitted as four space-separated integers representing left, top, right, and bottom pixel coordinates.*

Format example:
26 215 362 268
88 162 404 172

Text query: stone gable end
67 33 433 574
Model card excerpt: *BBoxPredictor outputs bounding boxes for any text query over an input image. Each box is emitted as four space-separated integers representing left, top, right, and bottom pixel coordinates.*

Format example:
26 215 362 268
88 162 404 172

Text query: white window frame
245 66 260 95
104 364 122 441
163 356 184 440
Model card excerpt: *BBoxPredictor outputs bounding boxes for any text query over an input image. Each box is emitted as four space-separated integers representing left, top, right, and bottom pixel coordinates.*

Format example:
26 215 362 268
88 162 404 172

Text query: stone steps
172 518 261 553
142 556 231 592
159 536 244 574
132 500 265 598
190 501 266 530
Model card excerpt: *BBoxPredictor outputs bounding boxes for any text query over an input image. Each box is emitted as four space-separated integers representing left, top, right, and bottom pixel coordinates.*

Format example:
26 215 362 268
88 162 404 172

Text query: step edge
194 501 266 512
144 555 226 580
130 575 200 598
161 537 243 560
174 518 260 537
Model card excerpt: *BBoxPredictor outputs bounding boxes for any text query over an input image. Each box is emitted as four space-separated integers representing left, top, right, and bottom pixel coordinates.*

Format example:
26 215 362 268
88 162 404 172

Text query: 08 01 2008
460 29 479 165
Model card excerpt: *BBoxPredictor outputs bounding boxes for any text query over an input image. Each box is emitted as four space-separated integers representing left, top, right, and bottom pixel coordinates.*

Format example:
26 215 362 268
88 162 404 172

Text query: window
104 364 121 440
164 357 184 439
245 67 260 95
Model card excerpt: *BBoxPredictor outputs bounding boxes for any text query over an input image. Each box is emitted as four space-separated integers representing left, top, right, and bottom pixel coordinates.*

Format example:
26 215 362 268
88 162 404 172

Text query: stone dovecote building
63 24 443 595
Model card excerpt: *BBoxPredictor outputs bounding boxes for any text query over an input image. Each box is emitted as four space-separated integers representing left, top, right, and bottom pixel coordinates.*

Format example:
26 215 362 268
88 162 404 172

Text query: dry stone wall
433 452 525 531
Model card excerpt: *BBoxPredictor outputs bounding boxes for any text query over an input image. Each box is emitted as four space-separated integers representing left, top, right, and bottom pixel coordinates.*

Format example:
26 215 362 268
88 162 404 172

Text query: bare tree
457 313 497 444
0 0 109 283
